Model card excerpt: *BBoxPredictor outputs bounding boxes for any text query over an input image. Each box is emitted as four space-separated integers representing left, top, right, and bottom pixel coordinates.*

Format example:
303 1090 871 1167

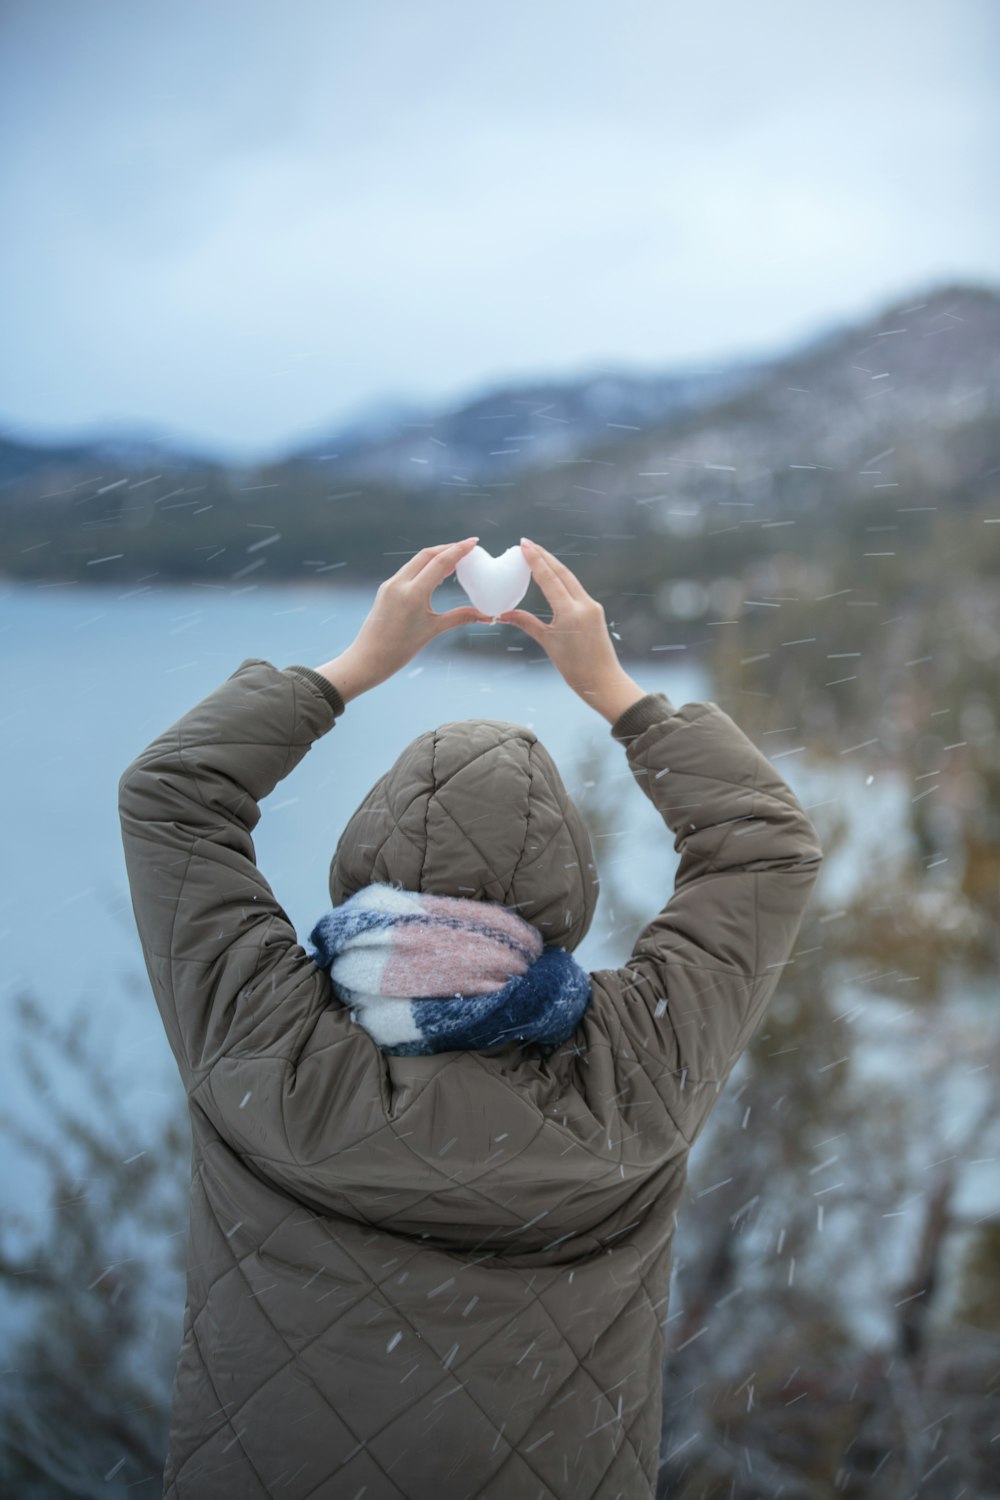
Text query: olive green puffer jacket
118 657 823 1499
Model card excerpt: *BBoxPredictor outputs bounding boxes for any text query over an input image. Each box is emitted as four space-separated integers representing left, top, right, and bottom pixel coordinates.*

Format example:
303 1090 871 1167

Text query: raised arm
117 539 487 1165
498 539 823 1147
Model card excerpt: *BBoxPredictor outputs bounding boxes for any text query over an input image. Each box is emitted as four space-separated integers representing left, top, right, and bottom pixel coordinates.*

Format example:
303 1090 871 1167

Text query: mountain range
6 278 996 502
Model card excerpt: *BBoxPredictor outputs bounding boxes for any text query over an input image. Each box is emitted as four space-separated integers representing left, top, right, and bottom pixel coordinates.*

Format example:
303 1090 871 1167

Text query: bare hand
331 537 492 696
498 539 630 707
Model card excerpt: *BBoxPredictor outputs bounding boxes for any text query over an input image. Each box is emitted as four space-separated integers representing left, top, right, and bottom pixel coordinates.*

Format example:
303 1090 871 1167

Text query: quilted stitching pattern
177 1137 666 1499
117 659 823 1498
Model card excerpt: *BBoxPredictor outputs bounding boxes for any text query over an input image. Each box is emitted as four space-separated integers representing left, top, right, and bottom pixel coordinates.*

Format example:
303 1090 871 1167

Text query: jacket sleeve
117 657 381 1153
588 690 824 1147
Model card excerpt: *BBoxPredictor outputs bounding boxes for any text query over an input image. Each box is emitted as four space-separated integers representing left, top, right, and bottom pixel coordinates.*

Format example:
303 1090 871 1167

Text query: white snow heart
454 543 532 619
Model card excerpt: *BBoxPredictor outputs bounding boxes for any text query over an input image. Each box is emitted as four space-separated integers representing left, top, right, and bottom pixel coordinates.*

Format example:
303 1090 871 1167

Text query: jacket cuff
283 665 346 719
610 690 676 745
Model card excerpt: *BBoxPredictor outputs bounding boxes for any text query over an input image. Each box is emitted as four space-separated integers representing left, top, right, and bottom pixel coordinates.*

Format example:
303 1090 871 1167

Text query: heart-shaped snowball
454 543 531 619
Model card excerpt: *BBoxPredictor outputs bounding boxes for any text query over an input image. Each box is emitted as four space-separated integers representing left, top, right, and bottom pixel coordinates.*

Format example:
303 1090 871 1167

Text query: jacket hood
328 716 599 951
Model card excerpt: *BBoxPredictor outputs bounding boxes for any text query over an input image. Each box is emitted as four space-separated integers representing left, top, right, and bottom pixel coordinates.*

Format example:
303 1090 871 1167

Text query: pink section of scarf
380 893 543 998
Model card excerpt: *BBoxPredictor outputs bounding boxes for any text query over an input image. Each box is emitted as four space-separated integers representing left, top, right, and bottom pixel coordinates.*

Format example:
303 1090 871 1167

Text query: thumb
497 608 542 641
435 606 493 630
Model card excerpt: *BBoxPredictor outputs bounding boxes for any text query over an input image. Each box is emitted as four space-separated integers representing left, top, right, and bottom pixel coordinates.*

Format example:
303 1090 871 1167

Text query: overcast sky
1 0 997 462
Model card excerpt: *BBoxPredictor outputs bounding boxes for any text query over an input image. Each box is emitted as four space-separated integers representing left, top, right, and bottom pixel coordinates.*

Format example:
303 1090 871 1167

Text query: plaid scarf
307 881 592 1057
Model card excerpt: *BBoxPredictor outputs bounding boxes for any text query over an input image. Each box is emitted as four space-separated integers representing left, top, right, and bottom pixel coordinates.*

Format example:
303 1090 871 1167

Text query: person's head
329 716 598 950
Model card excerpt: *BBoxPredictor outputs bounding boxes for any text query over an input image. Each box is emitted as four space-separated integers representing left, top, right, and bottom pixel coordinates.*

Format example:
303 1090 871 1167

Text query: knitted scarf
307 881 592 1057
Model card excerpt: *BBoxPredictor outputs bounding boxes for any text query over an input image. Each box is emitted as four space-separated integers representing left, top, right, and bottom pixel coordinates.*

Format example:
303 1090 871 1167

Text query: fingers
519 539 580 611
394 537 478 586
433 605 492 632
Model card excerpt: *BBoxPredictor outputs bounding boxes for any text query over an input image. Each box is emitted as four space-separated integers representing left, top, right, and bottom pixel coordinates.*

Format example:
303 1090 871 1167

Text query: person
118 536 824 1500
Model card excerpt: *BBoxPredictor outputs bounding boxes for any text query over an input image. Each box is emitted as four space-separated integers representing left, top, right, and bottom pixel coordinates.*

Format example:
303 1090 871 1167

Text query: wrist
314 651 370 704
587 673 647 724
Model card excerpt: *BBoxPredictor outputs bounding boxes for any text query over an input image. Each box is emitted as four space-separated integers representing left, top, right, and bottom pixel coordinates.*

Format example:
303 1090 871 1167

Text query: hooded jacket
118 656 823 1499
